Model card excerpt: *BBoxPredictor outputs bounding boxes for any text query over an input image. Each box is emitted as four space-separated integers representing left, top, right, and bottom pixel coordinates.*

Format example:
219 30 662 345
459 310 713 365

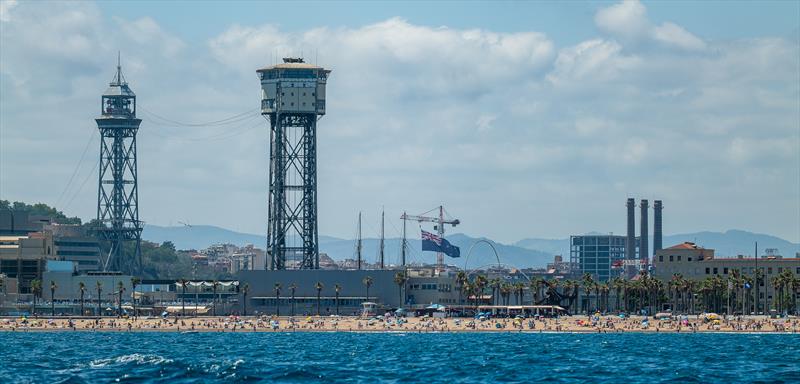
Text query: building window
677 255 682 261
669 255 674 262
659 255 663 262
768 267 773 274
705 268 710 274
723 268 728 275
796 267 800 274
713 267 718 274
688 257 692 262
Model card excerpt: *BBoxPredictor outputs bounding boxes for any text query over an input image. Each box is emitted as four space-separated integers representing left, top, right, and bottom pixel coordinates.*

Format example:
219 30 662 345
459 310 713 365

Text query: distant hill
142 225 555 267
144 225 798 267
514 230 800 259
142 224 342 250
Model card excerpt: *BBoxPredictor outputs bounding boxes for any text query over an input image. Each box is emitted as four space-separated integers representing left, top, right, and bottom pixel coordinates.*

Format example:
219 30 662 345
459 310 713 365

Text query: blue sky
96 1 799 43
1 0 799 245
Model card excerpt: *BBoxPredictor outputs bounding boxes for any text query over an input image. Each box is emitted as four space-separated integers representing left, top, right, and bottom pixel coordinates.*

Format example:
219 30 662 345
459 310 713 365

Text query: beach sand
2 315 798 333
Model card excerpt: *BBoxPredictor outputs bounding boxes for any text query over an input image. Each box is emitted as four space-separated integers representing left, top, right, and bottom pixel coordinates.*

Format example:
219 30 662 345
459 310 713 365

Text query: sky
1 0 799 244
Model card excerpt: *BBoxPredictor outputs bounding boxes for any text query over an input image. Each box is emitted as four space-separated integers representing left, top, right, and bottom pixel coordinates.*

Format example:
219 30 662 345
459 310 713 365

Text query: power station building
571 198 663 281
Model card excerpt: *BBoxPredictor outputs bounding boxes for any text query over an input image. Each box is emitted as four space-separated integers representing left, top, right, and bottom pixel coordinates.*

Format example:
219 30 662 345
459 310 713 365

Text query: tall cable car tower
95 56 142 274
257 58 331 270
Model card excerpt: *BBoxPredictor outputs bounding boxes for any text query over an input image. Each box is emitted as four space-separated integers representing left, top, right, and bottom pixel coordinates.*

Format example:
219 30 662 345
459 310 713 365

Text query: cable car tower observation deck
95 57 143 275
257 58 331 270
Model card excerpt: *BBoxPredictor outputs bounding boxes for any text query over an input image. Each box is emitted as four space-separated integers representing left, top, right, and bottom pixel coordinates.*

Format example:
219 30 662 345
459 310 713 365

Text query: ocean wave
89 353 174 368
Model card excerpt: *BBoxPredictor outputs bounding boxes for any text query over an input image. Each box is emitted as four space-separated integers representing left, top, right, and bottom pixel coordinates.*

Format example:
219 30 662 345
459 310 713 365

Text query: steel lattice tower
257 58 330 270
96 58 142 274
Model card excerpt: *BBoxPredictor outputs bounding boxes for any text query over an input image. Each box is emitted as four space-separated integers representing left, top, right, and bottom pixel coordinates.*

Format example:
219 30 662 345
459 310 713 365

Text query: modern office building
570 234 638 281
47 224 102 272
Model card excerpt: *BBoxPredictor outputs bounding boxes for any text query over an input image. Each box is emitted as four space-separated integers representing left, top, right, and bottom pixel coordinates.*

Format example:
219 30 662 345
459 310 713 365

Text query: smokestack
626 198 635 262
654 200 663 254
640 199 649 266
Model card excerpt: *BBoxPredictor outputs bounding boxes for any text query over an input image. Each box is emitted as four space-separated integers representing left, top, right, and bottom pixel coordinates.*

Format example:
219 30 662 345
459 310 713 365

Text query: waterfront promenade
2 315 798 333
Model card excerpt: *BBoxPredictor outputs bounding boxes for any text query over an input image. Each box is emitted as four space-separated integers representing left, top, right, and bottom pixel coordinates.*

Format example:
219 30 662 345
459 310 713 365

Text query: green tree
130 277 141 318
582 273 595 314
117 281 125 316
274 282 282 316
315 282 324 316
95 281 103 317
363 276 373 303
79 281 86 316
334 283 342 315
394 271 407 308
50 280 57 317
241 283 250 316
31 279 42 317
178 279 188 317
289 283 297 316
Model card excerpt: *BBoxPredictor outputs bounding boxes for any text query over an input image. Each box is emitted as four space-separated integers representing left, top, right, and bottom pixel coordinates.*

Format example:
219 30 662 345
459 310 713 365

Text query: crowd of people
1 313 798 333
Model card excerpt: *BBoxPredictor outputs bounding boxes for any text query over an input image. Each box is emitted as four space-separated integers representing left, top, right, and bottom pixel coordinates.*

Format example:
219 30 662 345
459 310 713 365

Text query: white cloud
595 0 707 51
0 2 798 243
652 22 706 51
546 39 641 84
594 0 650 42
0 0 17 22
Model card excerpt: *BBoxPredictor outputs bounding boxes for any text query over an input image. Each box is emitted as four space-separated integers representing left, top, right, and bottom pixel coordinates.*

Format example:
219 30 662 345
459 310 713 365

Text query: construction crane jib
401 206 460 272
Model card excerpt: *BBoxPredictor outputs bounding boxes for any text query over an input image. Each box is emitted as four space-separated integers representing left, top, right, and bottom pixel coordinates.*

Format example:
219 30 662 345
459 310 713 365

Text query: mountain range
142 225 799 268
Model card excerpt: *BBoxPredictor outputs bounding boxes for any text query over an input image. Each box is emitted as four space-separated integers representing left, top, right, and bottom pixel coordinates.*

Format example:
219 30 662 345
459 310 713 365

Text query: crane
401 205 460 272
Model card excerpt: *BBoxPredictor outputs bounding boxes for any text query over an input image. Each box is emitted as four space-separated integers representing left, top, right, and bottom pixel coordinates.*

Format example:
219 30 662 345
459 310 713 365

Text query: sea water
1 332 798 383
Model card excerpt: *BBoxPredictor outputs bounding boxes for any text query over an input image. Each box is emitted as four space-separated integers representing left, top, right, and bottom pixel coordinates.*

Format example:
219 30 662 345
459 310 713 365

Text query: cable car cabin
256 58 330 116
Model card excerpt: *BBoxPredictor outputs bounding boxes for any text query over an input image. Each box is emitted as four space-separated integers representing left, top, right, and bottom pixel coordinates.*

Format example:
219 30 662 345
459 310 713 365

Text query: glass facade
570 235 630 281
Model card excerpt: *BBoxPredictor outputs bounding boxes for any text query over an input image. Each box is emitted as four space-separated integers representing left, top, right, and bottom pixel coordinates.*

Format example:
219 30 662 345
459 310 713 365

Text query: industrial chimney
640 199 649 267
626 198 635 262
653 200 663 254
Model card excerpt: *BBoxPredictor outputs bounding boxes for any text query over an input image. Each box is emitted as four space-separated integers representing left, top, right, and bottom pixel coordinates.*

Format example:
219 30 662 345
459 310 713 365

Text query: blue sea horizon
2 332 798 383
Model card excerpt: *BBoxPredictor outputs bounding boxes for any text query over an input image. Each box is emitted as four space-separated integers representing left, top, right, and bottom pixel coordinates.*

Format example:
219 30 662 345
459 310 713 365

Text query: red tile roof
666 242 703 250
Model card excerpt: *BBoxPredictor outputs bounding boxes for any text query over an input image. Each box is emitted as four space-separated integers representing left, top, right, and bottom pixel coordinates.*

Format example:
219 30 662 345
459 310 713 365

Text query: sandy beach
2 315 798 333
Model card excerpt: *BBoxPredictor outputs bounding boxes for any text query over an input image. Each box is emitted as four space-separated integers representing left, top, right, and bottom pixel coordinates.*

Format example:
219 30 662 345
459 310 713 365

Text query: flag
421 230 460 258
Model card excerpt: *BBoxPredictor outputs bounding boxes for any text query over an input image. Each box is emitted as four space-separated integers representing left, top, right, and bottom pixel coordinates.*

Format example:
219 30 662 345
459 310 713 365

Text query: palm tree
289 283 297 316
475 274 488 307
117 281 125 316
178 279 188 317
455 271 467 306
394 272 407 308
513 282 525 306
582 273 595 314
31 279 42 317
50 280 57 317
241 283 250 316
334 284 342 315
610 277 623 312
95 281 103 317
529 278 540 305
130 277 141 318
315 282 324 316
274 282 282 316
489 278 501 306
212 280 220 316
500 283 512 306
79 282 86 316
362 276 373 302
